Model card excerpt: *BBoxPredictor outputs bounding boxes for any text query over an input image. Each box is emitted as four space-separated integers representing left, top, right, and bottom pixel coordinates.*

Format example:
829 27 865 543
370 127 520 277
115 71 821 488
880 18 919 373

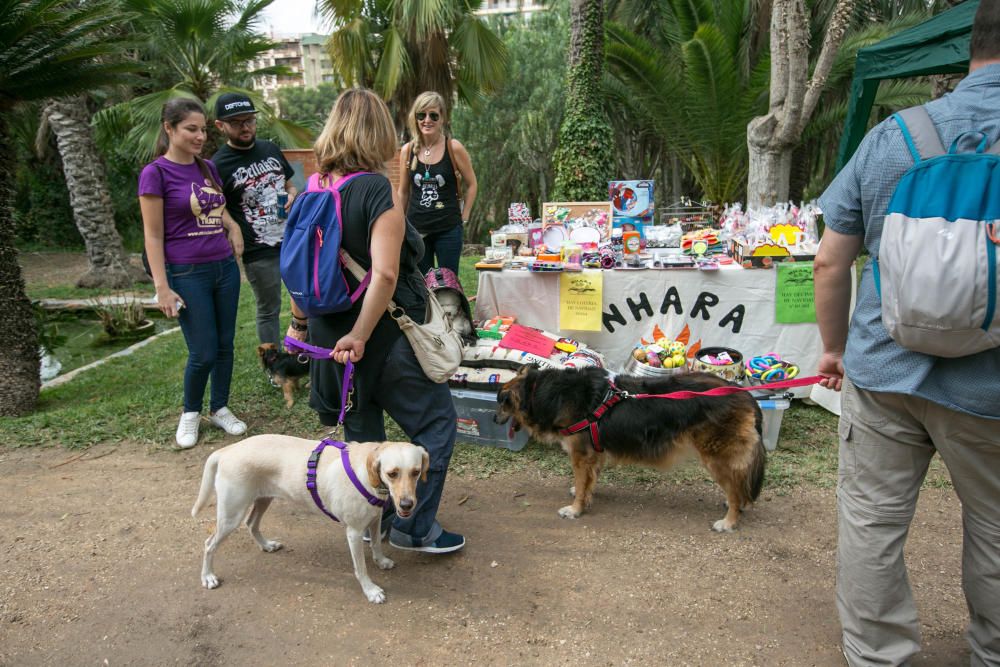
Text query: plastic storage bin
756 397 790 451
450 389 529 451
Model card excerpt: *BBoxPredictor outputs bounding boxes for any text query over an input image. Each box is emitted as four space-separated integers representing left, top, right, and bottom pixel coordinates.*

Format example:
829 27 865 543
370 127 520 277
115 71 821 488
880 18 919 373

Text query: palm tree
40 96 147 289
320 0 509 132
0 0 135 416
605 0 770 203
95 0 311 163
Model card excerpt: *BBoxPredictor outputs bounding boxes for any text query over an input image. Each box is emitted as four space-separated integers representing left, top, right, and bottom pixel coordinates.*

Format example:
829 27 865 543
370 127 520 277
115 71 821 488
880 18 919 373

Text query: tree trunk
553 0 614 201
747 127 795 208
43 98 144 288
746 0 855 208
0 115 41 416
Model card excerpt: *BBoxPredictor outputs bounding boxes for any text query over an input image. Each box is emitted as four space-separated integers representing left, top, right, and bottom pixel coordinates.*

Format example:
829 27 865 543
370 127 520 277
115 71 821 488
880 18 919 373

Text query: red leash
629 375 823 400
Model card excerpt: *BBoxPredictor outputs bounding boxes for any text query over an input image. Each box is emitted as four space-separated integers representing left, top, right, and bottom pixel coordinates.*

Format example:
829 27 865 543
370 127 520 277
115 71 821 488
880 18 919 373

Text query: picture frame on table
541 201 614 246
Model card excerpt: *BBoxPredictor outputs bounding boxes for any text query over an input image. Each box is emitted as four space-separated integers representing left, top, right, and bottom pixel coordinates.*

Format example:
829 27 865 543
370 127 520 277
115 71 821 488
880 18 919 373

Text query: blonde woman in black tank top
397 91 478 275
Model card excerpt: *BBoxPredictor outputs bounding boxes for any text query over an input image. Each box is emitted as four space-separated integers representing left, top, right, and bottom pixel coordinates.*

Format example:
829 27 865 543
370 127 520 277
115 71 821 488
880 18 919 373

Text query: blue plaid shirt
818 64 1000 419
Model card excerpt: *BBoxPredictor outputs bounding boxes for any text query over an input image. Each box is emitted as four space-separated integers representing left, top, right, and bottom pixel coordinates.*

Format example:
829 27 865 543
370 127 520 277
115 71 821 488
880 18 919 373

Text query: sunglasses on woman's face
415 111 440 122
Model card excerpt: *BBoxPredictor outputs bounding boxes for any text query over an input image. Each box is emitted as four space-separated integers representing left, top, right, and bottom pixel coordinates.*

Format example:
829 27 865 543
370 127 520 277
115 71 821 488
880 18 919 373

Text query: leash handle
337 360 354 426
631 375 823 400
284 336 334 360
283 337 354 426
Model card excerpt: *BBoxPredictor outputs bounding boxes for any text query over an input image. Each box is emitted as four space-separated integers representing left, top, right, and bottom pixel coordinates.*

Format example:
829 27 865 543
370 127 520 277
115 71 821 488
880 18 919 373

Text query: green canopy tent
835 0 978 171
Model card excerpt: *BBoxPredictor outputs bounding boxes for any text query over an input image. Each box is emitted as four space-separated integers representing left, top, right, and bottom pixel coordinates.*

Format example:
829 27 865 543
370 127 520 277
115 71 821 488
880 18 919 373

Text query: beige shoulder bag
341 253 463 383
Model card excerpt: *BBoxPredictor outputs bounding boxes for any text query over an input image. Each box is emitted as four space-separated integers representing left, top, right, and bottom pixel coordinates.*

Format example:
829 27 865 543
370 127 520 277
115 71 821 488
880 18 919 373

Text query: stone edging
41 326 181 390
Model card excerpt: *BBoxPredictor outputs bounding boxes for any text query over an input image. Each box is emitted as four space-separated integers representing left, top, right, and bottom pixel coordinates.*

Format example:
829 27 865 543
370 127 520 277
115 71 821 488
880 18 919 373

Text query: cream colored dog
191 435 428 604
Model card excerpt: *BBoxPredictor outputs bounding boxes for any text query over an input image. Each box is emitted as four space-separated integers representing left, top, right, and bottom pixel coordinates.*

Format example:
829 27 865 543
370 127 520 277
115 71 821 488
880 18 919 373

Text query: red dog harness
558 375 824 452
557 382 628 452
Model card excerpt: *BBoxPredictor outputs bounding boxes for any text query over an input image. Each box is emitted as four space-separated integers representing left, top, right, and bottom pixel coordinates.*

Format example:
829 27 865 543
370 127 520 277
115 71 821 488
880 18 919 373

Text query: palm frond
450 15 509 97
373 25 409 99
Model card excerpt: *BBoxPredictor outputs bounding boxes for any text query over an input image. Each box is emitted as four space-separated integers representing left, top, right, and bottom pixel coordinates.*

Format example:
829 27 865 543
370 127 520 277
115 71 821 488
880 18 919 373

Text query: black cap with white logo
215 93 258 120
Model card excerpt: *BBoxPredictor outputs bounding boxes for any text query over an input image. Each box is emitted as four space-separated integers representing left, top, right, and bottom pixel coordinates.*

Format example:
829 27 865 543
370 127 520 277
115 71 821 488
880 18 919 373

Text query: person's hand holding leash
332 332 365 364
817 350 845 391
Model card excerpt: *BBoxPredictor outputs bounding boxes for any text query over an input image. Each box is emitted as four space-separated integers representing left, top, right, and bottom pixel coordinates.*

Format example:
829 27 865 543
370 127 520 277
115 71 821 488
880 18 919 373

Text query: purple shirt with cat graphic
138 156 233 264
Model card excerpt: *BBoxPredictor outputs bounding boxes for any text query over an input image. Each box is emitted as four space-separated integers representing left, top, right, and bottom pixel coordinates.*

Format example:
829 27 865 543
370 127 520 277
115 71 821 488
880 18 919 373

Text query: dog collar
558 382 629 452
306 439 387 523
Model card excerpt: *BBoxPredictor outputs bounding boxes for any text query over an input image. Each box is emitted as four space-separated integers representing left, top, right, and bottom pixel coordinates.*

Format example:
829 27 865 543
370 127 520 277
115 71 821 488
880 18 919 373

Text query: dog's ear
366 444 385 488
419 447 429 482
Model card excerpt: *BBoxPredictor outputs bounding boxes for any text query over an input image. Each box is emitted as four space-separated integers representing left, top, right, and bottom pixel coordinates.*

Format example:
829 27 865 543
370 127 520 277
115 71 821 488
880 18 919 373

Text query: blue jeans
167 257 241 413
243 254 282 345
335 335 458 546
417 223 463 275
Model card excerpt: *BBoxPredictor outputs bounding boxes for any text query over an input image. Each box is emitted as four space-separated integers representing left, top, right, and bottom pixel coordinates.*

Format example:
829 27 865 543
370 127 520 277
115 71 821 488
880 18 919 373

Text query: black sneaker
390 530 465 554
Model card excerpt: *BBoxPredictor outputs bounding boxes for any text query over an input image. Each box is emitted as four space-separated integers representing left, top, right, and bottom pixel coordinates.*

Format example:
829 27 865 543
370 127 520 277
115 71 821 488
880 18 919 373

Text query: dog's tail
191 451 221 517
747 411 767 502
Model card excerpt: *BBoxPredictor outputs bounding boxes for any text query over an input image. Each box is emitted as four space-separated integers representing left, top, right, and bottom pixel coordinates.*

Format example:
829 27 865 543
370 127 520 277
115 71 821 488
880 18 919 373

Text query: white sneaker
209 407 247 435
176 411 201 449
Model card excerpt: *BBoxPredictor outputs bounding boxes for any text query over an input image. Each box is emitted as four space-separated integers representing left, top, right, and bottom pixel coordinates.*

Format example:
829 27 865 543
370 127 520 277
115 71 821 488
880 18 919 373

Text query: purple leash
290 344 387 521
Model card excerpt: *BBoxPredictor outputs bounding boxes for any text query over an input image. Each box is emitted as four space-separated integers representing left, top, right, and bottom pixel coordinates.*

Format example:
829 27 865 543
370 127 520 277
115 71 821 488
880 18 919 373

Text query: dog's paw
202 574 221 589
261 539 283 553
364 585 386 604
711 519 737 533
374 556 395 570
558 505 581 519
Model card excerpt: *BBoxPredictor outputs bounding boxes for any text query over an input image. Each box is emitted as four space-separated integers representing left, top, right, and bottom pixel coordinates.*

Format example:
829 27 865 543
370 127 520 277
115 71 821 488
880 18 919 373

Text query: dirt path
0 443 971 666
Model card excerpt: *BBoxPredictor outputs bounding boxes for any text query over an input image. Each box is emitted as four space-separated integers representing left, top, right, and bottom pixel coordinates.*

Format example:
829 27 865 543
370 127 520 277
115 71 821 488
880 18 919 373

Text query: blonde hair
314 88 397 176
406 91 449 151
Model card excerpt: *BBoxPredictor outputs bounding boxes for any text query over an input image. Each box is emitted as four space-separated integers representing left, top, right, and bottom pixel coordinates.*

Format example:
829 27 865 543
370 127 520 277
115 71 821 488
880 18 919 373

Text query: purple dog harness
282 343 388 522
306 439 386 522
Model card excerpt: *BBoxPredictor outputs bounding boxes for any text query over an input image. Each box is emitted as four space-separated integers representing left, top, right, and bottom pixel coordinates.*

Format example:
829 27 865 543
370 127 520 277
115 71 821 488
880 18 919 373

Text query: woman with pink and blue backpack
284 89 465 554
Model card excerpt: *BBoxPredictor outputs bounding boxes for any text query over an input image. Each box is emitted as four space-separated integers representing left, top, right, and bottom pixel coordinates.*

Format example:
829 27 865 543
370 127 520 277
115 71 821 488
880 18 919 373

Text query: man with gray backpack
814 3 1000 665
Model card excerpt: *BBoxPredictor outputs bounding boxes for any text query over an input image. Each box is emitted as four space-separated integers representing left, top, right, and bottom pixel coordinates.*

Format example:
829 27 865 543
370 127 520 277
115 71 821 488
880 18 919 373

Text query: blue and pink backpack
280 172 371 317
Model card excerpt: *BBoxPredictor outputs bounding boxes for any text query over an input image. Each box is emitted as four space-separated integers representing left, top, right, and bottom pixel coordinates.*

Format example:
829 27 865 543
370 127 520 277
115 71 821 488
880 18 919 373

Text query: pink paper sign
498 324 555 358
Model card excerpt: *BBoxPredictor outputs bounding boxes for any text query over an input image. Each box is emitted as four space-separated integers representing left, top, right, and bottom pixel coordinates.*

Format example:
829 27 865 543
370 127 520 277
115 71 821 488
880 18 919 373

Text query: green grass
1 254 950 492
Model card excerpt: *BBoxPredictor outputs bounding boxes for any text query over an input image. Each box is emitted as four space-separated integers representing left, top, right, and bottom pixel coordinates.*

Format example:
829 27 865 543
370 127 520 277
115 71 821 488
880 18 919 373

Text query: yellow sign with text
559 270 603 331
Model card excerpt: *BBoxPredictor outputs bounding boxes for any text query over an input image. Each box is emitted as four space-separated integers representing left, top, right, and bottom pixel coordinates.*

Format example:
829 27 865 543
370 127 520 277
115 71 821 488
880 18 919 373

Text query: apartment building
476 0 546 16
252 33 336 108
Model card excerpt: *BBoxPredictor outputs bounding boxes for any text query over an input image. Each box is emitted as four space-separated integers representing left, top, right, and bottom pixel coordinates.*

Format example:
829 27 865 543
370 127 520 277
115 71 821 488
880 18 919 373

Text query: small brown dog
257 343 310 408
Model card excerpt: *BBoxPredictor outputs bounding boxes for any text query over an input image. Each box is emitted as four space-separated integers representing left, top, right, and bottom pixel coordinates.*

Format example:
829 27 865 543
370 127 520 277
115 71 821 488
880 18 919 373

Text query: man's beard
230 135 255 149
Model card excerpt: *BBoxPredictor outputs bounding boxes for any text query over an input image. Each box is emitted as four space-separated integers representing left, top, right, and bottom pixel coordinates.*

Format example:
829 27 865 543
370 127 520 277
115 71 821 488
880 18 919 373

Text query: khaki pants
837 379 1000 666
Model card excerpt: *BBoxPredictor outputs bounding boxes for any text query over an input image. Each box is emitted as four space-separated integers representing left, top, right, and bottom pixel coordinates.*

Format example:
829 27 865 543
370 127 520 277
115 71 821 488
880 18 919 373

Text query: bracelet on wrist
290 320 308 332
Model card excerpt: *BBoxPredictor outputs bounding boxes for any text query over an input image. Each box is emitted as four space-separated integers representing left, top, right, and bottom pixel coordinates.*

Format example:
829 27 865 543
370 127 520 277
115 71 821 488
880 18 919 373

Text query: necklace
422 137 442 158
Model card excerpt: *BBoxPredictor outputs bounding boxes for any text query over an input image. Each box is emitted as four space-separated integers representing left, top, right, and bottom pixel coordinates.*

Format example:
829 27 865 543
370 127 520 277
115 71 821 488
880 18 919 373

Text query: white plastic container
451 389 529 451
756 398 790 451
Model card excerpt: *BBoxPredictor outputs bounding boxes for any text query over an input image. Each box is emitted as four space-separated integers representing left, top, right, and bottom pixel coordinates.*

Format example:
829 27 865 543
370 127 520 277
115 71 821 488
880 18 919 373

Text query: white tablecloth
474 266 841 409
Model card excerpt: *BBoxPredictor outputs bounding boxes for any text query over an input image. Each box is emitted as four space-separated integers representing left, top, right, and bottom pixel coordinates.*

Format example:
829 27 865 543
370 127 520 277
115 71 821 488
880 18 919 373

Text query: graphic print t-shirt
212 140 295 264
405 141 462 235
137 157 232 264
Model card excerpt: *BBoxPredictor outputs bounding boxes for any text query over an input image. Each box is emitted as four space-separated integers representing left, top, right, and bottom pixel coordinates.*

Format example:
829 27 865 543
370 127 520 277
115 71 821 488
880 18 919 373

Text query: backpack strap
308 171 371 192
893 106 946 163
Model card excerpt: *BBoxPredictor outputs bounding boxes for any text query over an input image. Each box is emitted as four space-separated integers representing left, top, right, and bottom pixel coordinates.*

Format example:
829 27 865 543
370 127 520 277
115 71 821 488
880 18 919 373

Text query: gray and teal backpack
875 106 1000 357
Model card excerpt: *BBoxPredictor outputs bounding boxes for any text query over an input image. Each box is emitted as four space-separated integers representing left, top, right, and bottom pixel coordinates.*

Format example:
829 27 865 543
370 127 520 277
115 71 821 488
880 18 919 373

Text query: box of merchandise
730 239 816 269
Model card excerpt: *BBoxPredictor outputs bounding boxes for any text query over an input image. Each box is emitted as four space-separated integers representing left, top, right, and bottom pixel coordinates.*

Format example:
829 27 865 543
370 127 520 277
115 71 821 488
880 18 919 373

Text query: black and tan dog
495 365 766 531
257 343 310 408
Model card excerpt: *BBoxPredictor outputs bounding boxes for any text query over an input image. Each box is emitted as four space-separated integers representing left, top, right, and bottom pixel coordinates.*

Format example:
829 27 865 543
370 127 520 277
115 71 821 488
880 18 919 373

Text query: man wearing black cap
212 92 297 346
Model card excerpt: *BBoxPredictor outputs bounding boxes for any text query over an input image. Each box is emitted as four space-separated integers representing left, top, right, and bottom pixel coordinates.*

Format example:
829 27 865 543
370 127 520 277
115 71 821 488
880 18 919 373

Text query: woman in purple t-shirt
138 98 247 449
